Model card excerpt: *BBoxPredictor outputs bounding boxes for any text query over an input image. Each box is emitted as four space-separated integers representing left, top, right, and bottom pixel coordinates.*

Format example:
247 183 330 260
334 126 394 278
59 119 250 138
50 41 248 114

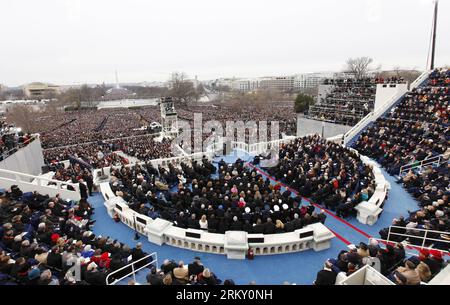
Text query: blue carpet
90 152 421 285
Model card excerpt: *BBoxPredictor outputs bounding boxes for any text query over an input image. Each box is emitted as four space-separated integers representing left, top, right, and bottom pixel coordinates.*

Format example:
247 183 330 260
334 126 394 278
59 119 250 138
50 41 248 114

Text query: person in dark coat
83 171 94 196
188 257 204 276
78 179 88 199
131 243 149 269
84 262 106 285
264 218 276 234
314 261 337 285
46 246 63 270
160 259 177 274
146 267 164 285
229 216 243 231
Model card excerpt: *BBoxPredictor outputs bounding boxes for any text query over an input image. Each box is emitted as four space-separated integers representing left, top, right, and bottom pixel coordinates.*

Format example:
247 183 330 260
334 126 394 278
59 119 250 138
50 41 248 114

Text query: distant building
213 78 235 90
294 73 332 90
259 76 295 92
231 79 261 92
23 82 59 99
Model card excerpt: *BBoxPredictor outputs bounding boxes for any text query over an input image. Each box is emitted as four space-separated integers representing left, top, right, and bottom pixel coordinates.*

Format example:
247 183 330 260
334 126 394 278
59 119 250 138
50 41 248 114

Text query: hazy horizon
0 0 448 87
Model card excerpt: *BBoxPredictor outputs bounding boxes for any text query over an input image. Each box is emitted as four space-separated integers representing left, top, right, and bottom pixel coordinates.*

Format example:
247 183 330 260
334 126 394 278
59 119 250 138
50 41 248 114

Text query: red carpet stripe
327 228 351 245
246 162 372 239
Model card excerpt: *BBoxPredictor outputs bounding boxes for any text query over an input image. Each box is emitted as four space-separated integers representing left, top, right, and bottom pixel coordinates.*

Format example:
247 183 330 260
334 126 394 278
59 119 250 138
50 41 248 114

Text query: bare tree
168 72 196 104
345 57 374 79
5 104 38 133
57 88 82 109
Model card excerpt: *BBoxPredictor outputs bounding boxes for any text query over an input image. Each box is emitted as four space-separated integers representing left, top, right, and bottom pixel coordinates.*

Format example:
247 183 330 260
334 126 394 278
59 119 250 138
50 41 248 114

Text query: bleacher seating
313 68 449 285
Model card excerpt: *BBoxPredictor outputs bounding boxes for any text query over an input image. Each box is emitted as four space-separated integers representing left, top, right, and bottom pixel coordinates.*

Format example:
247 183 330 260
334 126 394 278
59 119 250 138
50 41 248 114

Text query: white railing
409 70 431 89
0 168 81 201
102 184 335 259
106 252 158 285
399 152 450 177
342 112 373 145
342 70 430 146
370 236 449 259
384 225 450 251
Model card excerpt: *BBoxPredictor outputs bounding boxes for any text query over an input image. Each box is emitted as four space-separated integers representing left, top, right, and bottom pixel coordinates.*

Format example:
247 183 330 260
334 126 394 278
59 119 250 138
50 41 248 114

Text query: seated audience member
314 261 337 285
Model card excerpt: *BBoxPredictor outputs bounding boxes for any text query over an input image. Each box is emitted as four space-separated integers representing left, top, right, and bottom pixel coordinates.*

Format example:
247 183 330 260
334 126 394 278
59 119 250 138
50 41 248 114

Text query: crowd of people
0 123 34 161
308 77 408 126
44 135 173 169
0 185 230 285
33 107 162 149
308 78 377 126
353 68 449 246
107 135 377 234
109 153 328 234
177 103 298 146
32 102 299 176
314 239 447 285
267 135 376 218
311 68 450 285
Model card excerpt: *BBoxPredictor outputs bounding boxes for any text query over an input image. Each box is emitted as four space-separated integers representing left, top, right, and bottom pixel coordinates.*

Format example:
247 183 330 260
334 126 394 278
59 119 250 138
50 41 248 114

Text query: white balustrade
0 168 80 201
99 181 335 258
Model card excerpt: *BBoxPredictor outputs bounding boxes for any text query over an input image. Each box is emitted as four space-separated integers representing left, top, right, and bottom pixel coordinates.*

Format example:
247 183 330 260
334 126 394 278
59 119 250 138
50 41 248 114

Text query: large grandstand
1 67 449 288
0 0 449 301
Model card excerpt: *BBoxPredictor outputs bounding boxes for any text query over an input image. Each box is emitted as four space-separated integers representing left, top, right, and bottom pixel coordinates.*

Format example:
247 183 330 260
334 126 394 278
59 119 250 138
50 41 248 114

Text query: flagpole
429 0 439 70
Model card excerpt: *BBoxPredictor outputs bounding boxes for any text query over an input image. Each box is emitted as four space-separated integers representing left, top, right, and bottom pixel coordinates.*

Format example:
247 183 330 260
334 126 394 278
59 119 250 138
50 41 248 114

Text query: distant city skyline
0 0 448 87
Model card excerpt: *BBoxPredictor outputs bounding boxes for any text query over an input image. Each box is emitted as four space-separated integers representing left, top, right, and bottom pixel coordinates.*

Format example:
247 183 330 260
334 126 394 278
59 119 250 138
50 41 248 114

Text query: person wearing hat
188 256 204 277
173 261 189 284
27 267 41 285
290 213 303 230
272 205 281 221
314 260 337 285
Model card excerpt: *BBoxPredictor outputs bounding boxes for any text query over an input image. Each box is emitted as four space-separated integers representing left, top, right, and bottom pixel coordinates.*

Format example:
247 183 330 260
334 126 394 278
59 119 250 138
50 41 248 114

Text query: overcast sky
0 0 448 86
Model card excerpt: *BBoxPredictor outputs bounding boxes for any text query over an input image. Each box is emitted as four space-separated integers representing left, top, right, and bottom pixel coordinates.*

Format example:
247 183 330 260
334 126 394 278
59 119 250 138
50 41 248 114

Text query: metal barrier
399 152 450 177
383 225 450 251
106 252 158 285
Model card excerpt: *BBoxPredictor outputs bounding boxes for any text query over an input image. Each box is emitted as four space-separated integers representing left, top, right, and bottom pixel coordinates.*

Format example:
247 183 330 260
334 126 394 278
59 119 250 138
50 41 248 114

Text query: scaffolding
159 97 178 135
